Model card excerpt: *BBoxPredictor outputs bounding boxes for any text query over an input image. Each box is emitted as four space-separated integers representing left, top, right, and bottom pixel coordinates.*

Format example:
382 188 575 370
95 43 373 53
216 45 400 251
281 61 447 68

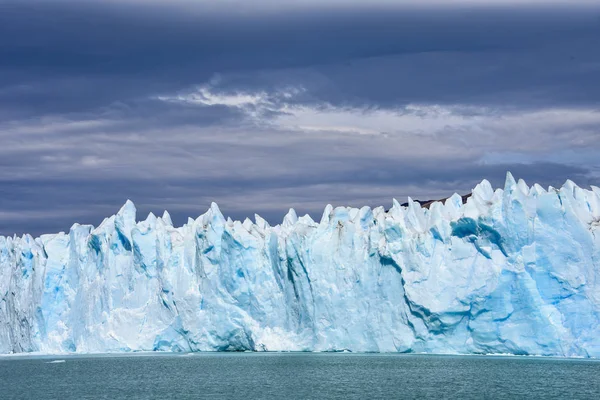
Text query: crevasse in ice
1 173 599 356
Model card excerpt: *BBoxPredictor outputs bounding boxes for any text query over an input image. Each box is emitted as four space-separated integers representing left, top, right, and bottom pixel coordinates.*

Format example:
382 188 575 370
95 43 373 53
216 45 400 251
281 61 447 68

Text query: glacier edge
1 173 599 357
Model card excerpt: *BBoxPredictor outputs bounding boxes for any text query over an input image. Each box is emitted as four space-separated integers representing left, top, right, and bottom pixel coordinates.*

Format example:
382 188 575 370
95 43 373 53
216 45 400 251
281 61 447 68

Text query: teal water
1 353 599 399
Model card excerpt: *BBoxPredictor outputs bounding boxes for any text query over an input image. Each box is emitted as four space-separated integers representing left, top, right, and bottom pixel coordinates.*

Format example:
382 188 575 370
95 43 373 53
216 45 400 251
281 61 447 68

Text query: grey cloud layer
1 1 599 236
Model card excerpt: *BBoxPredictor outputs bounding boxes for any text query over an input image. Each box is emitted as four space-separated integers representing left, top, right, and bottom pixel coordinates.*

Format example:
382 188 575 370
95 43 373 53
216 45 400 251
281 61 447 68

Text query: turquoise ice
1 173 599 356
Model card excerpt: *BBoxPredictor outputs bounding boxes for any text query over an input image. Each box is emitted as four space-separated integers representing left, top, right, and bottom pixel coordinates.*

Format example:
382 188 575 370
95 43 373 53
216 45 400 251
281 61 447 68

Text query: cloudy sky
1 0 599 236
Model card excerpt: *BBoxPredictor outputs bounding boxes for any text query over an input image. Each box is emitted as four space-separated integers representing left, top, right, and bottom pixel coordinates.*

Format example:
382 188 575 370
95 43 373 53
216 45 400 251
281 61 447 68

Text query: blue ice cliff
1 173 599 357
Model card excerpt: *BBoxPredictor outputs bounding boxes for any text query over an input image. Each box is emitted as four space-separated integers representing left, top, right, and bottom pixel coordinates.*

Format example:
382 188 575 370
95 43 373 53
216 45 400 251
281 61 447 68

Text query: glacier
1 173 599 357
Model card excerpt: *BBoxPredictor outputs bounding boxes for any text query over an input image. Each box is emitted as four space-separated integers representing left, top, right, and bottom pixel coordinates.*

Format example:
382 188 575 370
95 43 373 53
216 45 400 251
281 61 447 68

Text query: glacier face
1 173 599 357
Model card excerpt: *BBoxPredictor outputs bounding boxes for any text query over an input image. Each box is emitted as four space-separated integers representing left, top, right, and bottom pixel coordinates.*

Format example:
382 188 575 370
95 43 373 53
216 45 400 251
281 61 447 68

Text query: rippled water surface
1 353 599 399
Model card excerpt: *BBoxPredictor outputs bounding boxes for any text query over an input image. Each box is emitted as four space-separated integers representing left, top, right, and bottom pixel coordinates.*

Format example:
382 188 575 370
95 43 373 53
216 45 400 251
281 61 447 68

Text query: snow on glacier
1 173 599 356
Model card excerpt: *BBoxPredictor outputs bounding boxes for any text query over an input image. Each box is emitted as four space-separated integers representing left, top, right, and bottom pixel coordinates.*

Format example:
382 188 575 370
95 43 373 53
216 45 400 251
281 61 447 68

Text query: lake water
1 353 599 399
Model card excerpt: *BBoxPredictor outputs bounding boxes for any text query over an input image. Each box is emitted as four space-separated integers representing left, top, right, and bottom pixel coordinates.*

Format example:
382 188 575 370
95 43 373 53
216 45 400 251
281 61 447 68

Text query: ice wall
1 173 599 356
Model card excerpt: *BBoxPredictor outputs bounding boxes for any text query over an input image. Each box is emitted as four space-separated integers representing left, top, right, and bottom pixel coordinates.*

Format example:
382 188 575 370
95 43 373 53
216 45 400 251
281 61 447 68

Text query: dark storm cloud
1 0 599 236
1 1 599 115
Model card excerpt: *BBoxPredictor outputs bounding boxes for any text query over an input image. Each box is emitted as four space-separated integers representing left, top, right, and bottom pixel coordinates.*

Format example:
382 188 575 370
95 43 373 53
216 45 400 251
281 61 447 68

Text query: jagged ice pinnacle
1 173 599 356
